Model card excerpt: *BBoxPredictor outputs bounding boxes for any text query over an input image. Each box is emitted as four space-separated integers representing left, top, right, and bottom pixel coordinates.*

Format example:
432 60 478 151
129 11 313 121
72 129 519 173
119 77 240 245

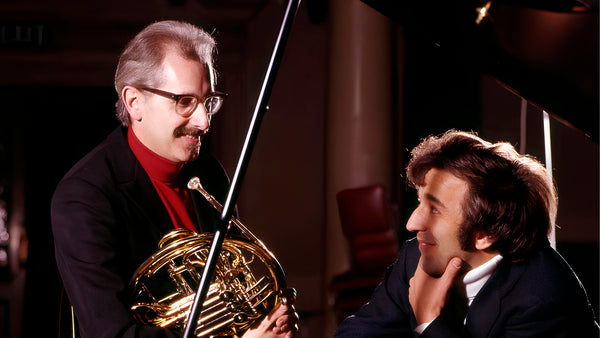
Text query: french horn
129 177 289 337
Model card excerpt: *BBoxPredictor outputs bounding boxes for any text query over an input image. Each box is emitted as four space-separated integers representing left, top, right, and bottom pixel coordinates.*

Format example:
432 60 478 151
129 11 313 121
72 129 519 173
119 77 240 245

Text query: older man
52 21 297 338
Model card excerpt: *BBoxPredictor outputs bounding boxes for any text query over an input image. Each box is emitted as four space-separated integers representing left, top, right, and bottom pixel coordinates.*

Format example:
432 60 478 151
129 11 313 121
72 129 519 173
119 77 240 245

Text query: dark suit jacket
51 127 231 338
334 238 599 337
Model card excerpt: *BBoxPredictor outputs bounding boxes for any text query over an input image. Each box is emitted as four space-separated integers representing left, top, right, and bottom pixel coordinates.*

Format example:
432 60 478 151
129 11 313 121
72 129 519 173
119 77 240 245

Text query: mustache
173 126 208 138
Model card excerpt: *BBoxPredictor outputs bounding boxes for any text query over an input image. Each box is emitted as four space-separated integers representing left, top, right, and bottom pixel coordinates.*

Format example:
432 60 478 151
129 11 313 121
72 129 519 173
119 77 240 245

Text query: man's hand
242 288 299 338
409 257 463 325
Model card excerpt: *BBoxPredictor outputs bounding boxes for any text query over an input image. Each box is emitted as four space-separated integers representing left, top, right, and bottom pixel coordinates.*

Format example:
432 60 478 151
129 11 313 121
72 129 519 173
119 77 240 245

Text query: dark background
0 1 597 337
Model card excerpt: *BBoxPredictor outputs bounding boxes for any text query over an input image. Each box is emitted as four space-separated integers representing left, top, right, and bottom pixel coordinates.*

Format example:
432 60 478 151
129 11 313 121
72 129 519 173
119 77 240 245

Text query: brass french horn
129 177 289 337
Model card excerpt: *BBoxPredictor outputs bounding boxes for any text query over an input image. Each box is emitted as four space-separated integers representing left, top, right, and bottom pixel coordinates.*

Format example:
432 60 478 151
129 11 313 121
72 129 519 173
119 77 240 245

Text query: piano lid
362 0 599 143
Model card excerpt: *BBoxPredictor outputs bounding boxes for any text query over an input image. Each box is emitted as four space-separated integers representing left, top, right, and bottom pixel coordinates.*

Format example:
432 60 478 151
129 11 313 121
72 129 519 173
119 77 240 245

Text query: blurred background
0 0 597 337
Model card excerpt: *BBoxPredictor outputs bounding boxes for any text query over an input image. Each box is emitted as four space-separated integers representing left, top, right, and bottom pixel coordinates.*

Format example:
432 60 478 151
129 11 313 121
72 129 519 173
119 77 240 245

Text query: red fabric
127 128 197 232
336 184 399 270
331 184 401 323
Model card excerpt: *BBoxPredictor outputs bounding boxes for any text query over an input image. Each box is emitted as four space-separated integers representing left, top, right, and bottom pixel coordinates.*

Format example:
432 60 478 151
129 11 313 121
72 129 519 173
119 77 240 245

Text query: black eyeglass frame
140 87 227 117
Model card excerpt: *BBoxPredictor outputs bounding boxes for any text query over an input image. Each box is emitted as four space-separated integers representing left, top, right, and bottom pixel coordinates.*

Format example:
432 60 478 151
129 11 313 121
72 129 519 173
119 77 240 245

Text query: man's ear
474 232 495 251
122 86 143 122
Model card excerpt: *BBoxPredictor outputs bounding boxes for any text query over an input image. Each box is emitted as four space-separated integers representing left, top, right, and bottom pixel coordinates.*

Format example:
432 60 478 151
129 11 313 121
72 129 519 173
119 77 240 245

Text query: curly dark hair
406 130 557 261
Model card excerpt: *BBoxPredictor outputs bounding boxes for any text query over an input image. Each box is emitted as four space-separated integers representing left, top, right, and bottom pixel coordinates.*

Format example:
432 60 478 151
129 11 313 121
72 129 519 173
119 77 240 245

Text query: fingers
441 257 463 285
272 289 299 335
435 257 463 305
275 312 291 328
408 257 463 324
242 302 299 338
266 303 288 326
272 303 299 337
272 315 290 333
440 257 462 288
277 319 299 338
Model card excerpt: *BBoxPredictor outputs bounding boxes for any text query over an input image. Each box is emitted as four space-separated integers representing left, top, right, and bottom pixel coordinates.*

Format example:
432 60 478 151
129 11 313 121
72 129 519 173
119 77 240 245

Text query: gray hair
114 20 217 126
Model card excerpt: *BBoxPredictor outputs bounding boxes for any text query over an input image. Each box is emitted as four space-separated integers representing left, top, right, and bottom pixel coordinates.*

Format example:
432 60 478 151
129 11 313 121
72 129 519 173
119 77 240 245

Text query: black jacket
334 238 599 337
52 127 230 337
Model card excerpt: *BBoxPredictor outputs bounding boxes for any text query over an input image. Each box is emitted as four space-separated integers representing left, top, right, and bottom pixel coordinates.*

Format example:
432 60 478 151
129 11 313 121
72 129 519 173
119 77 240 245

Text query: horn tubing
182 1 300 336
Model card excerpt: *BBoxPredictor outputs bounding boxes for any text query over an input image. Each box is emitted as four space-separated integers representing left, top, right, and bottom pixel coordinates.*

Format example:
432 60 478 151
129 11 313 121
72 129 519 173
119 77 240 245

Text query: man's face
406 168 473 277
131 50 212 163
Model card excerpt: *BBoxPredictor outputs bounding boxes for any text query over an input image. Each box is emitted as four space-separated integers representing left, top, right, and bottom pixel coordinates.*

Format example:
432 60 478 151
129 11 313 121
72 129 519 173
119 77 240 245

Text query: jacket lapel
109 127 174 239
465 258 527 337
119 170 174 238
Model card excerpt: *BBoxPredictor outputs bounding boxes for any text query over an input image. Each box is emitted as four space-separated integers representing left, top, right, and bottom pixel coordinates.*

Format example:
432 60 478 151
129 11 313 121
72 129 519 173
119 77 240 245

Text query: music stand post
182 1 300 337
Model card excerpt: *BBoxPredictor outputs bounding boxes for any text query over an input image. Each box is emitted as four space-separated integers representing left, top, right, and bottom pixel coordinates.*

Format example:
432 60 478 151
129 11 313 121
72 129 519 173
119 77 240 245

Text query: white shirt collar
463 254 503 305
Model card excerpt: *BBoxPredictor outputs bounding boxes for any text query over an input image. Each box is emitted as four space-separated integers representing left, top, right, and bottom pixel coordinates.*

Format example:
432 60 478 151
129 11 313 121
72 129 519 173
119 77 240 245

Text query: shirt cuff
415 322 431 334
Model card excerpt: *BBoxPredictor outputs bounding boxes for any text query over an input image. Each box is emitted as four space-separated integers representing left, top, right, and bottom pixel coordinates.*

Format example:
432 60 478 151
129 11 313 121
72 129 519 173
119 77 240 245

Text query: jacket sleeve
51 175 179 338
333 239 420 338
419 314 465 338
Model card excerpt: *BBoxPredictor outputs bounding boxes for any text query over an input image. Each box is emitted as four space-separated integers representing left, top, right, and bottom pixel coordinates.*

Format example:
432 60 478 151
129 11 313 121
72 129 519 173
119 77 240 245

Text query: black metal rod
182 1 300 337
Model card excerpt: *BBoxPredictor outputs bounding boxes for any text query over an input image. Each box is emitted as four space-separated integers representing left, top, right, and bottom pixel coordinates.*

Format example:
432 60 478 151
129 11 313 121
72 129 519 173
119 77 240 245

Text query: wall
207 1 330 334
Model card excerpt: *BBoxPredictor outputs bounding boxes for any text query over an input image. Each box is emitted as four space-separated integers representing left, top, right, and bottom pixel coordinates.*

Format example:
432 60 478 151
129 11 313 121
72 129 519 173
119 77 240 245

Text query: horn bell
129 228 287 337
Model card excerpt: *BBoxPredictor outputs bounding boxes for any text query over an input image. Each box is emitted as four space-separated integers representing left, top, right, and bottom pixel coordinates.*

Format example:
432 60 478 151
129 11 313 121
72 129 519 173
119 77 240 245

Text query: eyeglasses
140 87 226 117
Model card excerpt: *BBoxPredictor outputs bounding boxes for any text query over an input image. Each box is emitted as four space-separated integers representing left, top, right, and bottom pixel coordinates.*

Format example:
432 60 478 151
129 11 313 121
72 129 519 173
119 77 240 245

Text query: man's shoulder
56 127 134 188
400 237 420 258
477 245 599 334
393 237 420 277
494 244 590 304
517 245 580 283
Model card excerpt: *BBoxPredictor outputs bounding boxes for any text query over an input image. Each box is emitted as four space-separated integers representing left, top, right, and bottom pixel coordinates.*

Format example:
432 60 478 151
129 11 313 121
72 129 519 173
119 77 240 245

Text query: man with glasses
51 20 298 338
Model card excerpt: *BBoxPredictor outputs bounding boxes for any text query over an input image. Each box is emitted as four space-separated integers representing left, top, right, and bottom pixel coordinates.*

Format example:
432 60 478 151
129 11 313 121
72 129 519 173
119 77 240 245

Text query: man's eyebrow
424 193 446 210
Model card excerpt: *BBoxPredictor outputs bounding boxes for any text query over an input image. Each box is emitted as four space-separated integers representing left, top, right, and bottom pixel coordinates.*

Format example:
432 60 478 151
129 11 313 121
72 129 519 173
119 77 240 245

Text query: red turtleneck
127 127 197 232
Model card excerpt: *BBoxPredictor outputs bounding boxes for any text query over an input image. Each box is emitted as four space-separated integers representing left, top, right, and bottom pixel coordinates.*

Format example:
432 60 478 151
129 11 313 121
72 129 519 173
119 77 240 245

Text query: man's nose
189 103 210 130
406 206 425 232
